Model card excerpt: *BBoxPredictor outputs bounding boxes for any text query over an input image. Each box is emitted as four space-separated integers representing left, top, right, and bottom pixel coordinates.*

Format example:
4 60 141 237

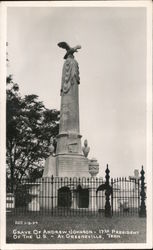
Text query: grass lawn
6 213 146 244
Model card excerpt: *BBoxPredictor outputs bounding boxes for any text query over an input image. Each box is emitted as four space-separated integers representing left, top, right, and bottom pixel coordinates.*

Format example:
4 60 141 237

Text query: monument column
55 42 89 177
56 54 82 156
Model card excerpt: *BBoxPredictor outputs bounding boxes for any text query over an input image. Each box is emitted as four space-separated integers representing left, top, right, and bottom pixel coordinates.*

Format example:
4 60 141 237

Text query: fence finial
105 165 111 217
139 165 146 217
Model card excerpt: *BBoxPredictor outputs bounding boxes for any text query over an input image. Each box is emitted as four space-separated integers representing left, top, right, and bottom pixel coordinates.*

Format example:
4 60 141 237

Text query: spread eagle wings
57 42 71 51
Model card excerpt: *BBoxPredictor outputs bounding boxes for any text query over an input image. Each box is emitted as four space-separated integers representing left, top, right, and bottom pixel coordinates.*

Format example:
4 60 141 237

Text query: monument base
56 154 90 177
41 152 91 210
43 154 90 178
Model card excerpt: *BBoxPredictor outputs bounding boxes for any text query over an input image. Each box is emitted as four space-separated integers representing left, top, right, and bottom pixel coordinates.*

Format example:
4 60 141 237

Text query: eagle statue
57 42 81 59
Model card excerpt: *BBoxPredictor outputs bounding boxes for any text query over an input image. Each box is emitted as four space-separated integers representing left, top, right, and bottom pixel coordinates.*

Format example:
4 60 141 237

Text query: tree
6 76 59 192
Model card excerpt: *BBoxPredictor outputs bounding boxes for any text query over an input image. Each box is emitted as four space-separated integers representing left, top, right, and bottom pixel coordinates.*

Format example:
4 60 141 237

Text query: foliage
14 184 32 207
6 75 59 191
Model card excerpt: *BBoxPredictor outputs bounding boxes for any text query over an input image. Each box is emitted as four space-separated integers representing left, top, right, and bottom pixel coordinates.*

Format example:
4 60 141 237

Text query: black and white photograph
0 1 152 249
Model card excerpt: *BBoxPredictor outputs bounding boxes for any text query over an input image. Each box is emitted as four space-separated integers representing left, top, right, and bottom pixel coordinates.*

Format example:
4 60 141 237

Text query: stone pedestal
71 190 77 209
28 184 40 211
88 178 98 211
56 154 90 177
88 158 99 211
89 158 99 177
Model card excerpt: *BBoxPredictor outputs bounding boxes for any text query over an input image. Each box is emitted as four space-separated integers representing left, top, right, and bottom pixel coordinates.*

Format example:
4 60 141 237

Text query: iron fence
6 166 146 217
111 178 140 216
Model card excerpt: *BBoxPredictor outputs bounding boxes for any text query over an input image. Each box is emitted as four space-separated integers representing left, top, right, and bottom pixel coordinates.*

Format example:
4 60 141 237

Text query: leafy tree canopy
6 75 59 190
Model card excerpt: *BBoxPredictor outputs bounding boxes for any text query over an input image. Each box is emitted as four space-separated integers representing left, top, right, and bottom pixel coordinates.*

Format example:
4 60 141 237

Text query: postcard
0 1 152 249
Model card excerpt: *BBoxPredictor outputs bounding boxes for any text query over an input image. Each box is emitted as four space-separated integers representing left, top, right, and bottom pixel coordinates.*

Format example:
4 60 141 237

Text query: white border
0 1 152 249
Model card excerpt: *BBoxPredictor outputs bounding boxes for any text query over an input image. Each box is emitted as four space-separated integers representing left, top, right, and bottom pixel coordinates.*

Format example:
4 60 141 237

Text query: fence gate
111 178 140 216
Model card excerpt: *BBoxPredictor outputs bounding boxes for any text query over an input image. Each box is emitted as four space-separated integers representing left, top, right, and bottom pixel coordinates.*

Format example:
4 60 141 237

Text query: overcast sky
7 6 146 178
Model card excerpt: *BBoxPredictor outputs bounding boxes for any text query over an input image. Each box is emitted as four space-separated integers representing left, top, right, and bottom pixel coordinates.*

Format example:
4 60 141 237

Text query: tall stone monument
43 42 90 177
40 43 99 211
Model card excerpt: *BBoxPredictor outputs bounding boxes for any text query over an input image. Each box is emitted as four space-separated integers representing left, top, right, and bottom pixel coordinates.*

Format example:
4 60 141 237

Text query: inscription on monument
68 143 78 153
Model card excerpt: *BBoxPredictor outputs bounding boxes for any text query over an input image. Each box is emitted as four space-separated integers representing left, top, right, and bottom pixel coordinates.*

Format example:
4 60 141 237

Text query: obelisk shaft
56 55 82 155
59 65 80 134
43 43 90 178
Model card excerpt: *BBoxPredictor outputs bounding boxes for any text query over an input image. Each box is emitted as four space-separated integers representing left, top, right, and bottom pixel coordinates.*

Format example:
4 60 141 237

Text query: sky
7 6 147 178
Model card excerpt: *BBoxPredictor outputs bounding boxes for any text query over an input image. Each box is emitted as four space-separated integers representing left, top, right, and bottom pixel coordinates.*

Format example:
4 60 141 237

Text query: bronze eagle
58 42 81 59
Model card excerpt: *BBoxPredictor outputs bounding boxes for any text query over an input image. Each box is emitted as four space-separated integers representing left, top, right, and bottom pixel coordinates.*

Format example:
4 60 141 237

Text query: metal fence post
139 166 146 217
105 164 112 217
111 178 113 216
51 175 54 216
